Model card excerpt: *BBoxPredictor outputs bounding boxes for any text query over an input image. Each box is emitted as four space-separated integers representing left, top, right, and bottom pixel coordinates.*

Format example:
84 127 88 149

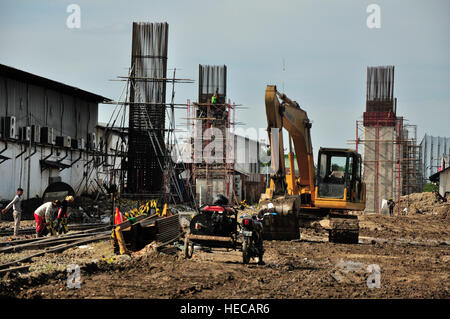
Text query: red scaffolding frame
351 117 421 215
187 99 236 205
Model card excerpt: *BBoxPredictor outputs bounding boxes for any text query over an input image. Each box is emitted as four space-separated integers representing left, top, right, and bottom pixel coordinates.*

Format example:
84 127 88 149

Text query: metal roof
96 122 128 133
429 166 450 182
319 147 359 154
0 63 111 103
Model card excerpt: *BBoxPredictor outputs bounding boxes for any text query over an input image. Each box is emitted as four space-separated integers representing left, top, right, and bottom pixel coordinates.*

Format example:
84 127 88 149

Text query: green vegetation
423 183 438 193
331 164 345 172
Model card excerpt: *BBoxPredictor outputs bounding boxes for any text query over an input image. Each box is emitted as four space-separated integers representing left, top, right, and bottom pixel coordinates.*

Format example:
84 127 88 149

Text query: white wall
421 134 450 181
234 134 267 182
0 140 107 201
195 176 242 205
440 169 450 197
96 127 127 185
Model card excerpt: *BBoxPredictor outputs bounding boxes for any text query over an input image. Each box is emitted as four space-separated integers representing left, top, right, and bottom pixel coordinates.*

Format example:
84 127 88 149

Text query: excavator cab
315 148 365 210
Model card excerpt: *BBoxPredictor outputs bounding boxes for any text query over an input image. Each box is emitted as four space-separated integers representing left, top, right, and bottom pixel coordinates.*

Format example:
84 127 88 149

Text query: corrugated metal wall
0 75 97 139
0 72 103 203
421 134 450 181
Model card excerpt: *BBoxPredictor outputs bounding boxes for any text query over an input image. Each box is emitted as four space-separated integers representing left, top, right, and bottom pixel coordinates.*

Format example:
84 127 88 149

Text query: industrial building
96 122 128 191
229 133 268 204
0 63 111 216
420 134 450 183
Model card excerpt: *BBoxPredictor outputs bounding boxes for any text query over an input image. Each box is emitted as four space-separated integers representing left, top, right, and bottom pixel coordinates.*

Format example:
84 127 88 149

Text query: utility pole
26 112 31 200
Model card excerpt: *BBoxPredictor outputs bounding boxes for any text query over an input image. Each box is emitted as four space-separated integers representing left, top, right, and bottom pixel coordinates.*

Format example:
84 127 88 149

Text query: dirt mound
398 192 449 217
435 205 450 219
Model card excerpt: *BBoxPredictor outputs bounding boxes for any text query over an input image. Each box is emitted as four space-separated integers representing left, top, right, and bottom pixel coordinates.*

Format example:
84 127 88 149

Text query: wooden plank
0 234 110 270
0 251 46 270
115 228 128 255
0 265 30 275
50 234 110 253
0 231 109 253
0 223 111 237
187 234 234 242
114 214 150 230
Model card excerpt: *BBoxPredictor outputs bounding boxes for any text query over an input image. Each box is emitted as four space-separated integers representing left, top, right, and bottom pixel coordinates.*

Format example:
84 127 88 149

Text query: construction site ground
0 197 449 299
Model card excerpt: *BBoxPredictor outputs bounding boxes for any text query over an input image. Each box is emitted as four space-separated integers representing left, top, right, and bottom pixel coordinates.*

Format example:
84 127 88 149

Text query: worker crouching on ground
1 187 24 237
55 196 75 234
34 200 60 237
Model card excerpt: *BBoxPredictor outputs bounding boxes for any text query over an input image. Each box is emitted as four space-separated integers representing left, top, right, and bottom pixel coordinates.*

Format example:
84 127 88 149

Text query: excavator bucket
259 196 301 240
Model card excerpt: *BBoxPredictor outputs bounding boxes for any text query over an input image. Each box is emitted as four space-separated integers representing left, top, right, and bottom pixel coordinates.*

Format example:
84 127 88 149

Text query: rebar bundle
128 22 168 194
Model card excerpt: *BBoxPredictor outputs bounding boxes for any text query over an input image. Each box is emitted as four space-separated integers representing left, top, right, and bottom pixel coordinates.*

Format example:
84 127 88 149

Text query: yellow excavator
259 85 365 243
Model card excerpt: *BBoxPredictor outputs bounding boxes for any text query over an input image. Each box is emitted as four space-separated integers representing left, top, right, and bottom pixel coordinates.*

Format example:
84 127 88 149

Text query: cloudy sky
0 0 449 153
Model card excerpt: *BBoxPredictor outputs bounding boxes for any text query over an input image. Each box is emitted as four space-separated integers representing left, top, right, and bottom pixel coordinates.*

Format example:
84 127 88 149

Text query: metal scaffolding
107 22 196 206
350 119 422 214
187 100 237 205
127 22 168 196
186 65 238 205
348 65 422 215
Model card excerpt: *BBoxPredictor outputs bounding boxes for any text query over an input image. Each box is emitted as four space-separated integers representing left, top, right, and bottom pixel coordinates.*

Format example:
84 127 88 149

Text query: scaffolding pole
349 119 422 215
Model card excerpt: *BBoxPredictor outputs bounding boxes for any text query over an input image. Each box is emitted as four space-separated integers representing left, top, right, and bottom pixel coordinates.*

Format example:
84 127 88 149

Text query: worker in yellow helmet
55 195 75 234
211 89 218 104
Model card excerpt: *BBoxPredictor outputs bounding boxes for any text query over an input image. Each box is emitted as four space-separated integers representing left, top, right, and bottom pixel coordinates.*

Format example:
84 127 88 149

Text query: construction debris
111 213 183 255
0 222 109 237
0 232 110 272
397 192 449 217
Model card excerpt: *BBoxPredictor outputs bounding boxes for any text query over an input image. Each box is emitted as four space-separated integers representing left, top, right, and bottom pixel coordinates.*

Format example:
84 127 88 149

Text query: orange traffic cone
114 207 124 225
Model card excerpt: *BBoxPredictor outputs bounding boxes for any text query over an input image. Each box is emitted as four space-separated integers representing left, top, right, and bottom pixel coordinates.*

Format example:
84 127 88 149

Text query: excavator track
297 211 360 244
259 197 360 243
328 214 359 244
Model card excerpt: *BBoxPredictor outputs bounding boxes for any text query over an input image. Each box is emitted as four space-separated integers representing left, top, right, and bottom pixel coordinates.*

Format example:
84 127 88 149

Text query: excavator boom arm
265 85 316 198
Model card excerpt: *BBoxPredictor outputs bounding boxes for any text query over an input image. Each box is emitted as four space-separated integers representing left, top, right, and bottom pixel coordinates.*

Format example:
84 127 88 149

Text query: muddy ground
0 201 448 299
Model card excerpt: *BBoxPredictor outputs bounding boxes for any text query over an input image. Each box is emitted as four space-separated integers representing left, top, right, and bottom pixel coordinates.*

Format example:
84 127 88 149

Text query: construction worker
55 196 75 234
1 188 24 237
387 198 395 216
34 201 60 237
211 89 218 104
